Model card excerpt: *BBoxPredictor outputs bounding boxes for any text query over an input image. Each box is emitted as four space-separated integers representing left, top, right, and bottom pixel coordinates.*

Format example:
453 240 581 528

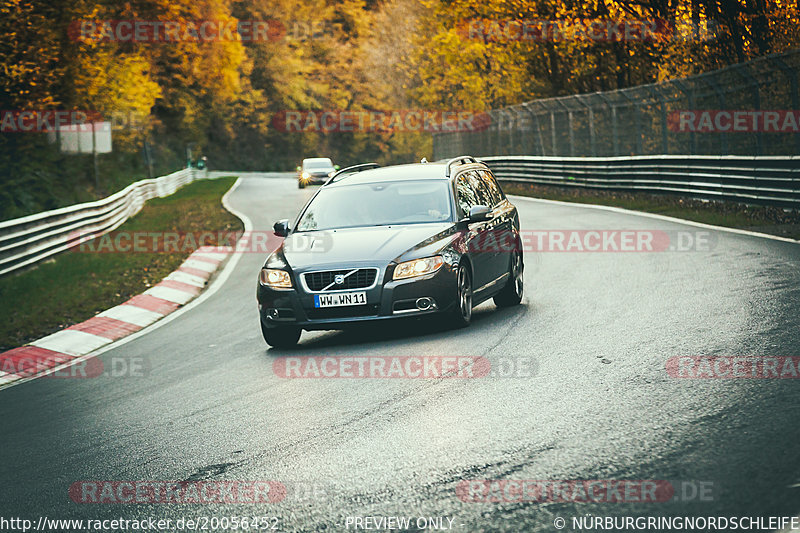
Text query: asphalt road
2 173 800 532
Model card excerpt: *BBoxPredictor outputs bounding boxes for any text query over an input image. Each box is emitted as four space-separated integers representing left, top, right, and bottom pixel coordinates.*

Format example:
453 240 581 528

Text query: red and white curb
0 245 233 387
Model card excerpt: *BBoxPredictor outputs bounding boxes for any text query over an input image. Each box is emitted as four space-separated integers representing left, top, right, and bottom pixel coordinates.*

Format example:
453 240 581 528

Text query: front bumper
257 263 458 330
299 173 329 185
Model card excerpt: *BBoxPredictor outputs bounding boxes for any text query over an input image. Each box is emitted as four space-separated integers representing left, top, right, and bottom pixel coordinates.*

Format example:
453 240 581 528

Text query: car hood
282 223 457 270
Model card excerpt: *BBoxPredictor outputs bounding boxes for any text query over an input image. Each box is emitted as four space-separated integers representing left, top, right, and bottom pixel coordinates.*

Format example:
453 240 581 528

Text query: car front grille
304 268 378 292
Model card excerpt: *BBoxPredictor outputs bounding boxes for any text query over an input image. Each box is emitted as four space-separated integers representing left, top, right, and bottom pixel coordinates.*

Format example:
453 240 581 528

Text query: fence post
577 95 596 157
705 77 728 155
649 85 669 154
597 93 618 156
618 90 643 154
729 64 763 155
673 80 696 155
555 99 575 157
525 103 546 156
772 57 800 153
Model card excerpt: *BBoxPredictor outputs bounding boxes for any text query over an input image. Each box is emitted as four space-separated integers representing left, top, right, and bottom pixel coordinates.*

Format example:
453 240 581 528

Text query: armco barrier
0 168 206 277
481 155 800 208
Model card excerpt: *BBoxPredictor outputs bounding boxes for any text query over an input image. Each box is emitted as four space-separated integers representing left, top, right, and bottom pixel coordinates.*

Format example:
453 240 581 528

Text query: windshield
305 160 333 169
296 180 452 231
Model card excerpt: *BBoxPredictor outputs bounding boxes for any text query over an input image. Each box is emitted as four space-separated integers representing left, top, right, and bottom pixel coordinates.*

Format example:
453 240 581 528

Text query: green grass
0 177 242 351
501 182 800 240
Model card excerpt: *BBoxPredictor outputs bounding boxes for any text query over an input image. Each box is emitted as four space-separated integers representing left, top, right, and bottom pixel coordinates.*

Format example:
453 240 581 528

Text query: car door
455 170 495 292
464 170 508 289
479 169 515 282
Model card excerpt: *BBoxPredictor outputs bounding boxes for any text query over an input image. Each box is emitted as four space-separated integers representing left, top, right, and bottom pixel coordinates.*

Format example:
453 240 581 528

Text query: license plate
314 291 367 308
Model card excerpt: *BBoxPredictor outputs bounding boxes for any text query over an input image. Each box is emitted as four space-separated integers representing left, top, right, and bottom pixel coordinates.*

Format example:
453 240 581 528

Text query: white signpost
48 122 112 188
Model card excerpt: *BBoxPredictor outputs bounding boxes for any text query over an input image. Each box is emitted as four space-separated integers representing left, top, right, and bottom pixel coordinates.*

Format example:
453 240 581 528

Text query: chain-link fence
434 48 800 160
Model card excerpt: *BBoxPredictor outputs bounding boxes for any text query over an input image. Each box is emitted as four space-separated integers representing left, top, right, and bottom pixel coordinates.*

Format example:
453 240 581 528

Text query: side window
466 170 493 207
456 173 479 216
480 170 504 205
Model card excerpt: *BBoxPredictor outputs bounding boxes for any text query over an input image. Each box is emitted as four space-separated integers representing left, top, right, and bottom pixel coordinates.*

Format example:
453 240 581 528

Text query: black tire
448 263 473 328
260 320 301 348
493 250 523 307
298 180 305 189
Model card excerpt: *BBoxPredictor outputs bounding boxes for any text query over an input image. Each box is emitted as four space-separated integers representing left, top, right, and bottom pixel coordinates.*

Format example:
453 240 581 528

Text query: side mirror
468 205 492 222
333 164 340 170
296 166 302 172
273 219 290 237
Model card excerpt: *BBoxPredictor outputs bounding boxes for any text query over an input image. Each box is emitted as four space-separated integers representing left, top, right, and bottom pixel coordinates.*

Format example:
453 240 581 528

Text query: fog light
416 297 433 310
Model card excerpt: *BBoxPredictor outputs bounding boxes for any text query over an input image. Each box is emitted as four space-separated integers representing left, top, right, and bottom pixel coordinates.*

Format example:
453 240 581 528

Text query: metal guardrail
0 168 206 277
482 155 800 208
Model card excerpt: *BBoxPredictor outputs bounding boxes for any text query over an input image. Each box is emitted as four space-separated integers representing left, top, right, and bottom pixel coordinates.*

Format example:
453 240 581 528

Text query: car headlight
393 256 444 280
301 172 310 180
259 268 293 288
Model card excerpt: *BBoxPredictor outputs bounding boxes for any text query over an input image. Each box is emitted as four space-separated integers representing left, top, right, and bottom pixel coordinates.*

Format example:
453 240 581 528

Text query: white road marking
192 251 228 262
30 330 112 357
165 270 207 288
144 285 195 304
98 305 163 328
182 258 218 272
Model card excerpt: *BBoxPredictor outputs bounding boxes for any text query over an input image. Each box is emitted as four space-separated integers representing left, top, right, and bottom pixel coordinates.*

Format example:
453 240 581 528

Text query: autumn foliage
1 0 797 217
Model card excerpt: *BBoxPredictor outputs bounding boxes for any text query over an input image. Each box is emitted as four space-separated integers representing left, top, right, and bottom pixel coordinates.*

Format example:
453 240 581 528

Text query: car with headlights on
257 156 523 348
297 157 338 188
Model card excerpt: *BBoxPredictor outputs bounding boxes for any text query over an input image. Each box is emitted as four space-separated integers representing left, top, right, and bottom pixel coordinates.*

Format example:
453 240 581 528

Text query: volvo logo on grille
334 274 345 285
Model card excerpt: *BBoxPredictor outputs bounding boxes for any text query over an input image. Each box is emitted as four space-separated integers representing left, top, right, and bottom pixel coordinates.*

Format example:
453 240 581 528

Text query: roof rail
445 155 479 177
326 163 381 184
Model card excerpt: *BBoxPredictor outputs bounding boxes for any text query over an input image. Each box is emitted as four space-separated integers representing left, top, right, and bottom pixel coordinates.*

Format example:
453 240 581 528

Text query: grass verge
0 177 242 351
501 182 800 240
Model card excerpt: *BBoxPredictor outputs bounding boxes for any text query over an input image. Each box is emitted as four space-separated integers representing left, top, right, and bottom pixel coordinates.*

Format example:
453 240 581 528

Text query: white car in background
297 157 338 188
